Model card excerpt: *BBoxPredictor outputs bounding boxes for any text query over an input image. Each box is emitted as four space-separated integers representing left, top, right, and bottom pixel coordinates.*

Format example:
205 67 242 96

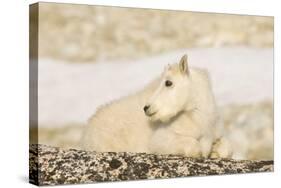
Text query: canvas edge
29 2 39 186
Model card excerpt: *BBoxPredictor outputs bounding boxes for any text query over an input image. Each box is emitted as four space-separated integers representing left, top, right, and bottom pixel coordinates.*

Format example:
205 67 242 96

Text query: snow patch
37 47 273 126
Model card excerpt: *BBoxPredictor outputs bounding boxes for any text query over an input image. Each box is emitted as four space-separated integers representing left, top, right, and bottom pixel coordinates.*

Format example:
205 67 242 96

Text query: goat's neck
183 78 217 126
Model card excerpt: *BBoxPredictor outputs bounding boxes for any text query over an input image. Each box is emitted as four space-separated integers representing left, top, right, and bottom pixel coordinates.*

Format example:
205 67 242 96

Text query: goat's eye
165 80 173 87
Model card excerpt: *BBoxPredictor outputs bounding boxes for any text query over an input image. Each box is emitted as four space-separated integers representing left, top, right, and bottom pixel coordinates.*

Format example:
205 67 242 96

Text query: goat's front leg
199 136 213 158
149 129 202 157
181 136 202 157
210 137 233 158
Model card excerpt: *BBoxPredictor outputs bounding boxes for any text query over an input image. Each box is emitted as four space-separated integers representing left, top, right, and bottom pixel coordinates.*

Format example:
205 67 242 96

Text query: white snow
37 47 273 127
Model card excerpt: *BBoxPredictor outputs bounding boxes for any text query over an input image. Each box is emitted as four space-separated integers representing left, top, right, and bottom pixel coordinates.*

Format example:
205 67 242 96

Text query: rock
29 144 273 186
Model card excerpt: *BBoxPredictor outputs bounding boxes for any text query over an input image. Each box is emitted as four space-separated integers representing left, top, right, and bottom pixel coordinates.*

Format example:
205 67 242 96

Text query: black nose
143 105 150 112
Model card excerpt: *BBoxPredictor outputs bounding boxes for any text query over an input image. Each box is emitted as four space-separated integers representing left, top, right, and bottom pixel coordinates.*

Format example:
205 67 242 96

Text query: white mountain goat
81 54 232 158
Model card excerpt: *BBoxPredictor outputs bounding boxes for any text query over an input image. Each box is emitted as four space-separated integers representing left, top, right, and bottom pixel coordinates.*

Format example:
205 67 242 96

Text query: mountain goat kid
81 54 232 158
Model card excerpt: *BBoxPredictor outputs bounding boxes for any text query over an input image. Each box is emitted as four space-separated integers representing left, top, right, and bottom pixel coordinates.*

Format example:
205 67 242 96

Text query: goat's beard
148 110 178 123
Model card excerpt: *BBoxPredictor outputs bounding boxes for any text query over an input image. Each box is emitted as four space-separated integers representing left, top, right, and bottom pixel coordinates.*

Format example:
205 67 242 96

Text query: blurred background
31 2 273 160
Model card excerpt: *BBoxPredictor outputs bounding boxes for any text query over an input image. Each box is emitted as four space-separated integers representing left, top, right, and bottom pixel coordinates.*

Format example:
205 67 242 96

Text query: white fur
81 55 232 158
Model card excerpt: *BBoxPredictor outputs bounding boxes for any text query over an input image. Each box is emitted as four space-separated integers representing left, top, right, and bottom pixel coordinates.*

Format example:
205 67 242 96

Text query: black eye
165 80 173 87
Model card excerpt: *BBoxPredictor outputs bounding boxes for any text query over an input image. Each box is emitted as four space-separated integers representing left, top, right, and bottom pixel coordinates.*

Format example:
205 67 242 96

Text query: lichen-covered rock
29 144 273 186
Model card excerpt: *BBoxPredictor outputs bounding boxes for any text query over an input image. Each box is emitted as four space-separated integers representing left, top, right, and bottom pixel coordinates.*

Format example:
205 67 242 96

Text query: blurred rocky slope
36 2 273 62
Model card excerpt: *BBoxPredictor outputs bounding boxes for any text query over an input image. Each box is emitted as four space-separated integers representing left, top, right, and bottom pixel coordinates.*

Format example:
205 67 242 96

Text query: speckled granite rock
29 144 273 186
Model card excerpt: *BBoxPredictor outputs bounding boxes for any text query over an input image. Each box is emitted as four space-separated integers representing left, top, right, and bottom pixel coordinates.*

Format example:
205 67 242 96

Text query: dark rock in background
29 144 273 186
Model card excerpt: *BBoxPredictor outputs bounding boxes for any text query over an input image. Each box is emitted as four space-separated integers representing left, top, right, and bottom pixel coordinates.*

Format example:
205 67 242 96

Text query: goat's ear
179 54 189 75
